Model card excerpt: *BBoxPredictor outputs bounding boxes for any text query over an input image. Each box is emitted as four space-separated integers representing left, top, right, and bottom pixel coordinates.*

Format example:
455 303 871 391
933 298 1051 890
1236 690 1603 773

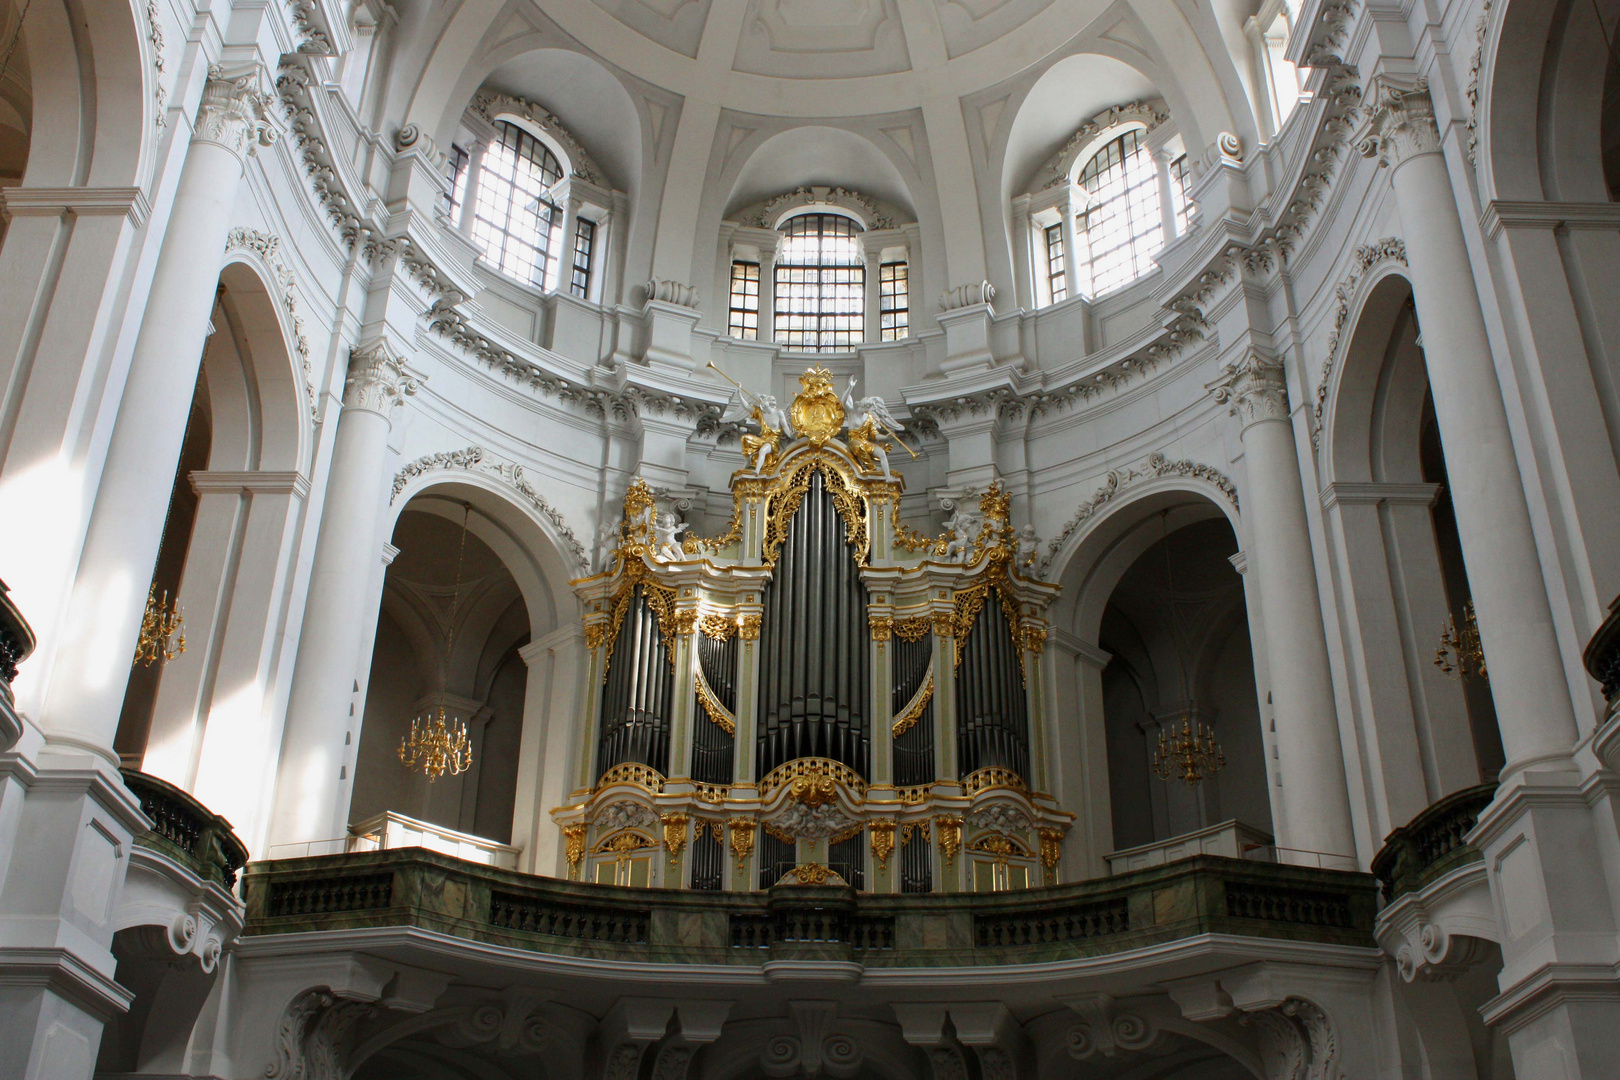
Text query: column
1360 76 1580 772
1151 145 1179 242
1209 352 1356 860
37 64 278 755
759 238 779 345
1058 198 1082 302
862 236 883 344
457 140 485 237
511 627 587 875
267 341 417 846
1009 194 1034 311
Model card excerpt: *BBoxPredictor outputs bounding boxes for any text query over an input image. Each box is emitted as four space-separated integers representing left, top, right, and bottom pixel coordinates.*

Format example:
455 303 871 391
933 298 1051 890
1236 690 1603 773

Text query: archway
1321 270 1502 839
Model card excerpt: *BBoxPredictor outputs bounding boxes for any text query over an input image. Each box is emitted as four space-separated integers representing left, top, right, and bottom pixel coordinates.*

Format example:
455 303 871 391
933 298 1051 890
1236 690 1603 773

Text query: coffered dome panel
732 0 912 79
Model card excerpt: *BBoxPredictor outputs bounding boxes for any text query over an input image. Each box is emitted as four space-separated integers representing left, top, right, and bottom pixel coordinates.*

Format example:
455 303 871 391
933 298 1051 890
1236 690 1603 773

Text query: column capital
1356 75 1441 169
343 339 421 414
194 63 279 159
1207 351 1289 428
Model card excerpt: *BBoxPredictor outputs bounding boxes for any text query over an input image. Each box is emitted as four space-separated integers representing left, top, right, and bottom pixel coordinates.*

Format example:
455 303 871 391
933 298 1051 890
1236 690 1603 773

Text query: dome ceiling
524 0 1135 115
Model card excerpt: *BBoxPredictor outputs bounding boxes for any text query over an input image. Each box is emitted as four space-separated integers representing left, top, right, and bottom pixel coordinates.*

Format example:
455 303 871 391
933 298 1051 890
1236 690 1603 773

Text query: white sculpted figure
842 378 906 479
653 512 689 561
724 389 793 474
1013 525 1041 568
943 507 982 563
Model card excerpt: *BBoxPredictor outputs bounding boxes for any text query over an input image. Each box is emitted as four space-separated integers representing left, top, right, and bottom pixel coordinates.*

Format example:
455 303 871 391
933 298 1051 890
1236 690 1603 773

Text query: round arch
216 257 314 473
1318 267 1417 485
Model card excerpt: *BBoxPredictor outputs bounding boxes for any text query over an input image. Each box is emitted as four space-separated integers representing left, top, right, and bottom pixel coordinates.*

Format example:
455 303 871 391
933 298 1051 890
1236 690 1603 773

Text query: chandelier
398 706 472 782
1434 600 1488 681
399 501 476 782
1154 716 1226 787
133 585 186 667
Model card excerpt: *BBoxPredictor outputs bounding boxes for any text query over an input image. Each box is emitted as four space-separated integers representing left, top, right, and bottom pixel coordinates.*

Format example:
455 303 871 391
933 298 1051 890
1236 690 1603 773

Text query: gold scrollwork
682 504 743 555
869 614 893 643
564 824 587 872
786 862 839 885
699 613 737 639
936 815 963 868
870 822 896 868
931 611 955 638
759 757 868 801
694 668 737 735
961 766 1028 796
1039 828 1063 870
597 762 667 793
892 671 935 738
788 367 846 445
728 819 756 861
894 616 932 641
592 829 655 855
739 614 762 641
662 812 689 863
790 771 840 809
968 833 1031 861
759 450 872 569
891 501 948 556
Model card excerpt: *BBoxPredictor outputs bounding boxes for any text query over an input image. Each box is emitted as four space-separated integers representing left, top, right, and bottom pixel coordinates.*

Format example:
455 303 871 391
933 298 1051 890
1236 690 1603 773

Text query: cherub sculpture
653 512 689 561
1013 524 1041 569
842 377 915 479
720 388 791 474
943 507 983 563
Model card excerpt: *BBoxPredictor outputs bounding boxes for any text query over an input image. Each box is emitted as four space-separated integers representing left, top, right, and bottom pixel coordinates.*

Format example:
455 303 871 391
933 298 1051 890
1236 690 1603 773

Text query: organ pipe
955 588 1030 779
597 586 674 777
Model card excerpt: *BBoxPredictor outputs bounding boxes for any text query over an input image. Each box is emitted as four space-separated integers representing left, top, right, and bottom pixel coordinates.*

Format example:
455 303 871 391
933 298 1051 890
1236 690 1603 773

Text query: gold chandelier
398 706 472 782
1153 716 1226 787
133 585 186 668
399 501 476 782
1434 600 1488 681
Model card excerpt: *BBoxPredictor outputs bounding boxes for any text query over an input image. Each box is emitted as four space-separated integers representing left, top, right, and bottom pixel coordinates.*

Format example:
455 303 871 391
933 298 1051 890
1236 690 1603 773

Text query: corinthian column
1209 353 1356 860
269 342 417 846
41 64 278 754
1358 77 1579 772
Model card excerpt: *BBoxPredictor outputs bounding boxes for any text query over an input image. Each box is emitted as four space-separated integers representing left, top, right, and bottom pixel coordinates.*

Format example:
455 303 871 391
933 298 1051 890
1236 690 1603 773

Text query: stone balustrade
1370 782 1497 902
242 849 1376 966
120 768 250 888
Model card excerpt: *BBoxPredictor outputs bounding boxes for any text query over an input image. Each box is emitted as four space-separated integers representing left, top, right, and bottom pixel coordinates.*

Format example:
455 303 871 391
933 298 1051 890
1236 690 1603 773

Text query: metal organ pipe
597 587 674 778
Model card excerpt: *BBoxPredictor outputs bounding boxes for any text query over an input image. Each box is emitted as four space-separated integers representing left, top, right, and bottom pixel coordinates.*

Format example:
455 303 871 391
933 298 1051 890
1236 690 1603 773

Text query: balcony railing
1370 783 1497 903
242 849 1377 967
121 769 250 889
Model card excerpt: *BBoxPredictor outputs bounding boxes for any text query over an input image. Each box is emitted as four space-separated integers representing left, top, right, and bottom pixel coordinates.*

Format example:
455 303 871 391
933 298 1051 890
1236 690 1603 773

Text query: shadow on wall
350 506 529 844
1099 518 1272 850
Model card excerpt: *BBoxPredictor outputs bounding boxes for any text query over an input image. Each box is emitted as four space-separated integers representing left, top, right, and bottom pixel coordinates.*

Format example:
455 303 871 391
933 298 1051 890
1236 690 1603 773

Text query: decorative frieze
195 64 278 159
224 228 317 419
388 445 590 573
1208 351 1289 428
472 91 605 185
1039 452 1239 574
738 184 899 230
1311 238 1409 444
343 340 418 414
1034 99 1171 190
1358 76 1442 169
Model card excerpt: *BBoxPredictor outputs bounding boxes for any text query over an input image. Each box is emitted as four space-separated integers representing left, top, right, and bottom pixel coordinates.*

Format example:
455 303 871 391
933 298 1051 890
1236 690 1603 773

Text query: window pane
879 261 908 340
772 214 865 352
1045 223 1067 304
470 120 566 291
570 217 594 299
1171 155 1193 236
728 261 760 340
1076 129 1164 297
444 144 469 219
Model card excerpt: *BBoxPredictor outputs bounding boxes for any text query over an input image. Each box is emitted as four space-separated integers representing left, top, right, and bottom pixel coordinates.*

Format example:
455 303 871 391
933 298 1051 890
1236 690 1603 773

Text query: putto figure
842 377 917 479
710 362 793 473
653 512 689 561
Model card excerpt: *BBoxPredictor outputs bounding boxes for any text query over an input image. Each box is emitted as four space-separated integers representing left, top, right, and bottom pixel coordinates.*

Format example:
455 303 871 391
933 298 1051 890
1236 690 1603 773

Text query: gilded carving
786 863 836 885
869 822 896 869
935 816 963 868
894 616 932 642
728 819 756 861
739 614 762 641
673 609 699 637
891 672 934 738
788 367 846 446
694 669 737 735
1039 828 1064 870
662 812 690 863
869 615 894 643
699 613 737 639
563 824 587 873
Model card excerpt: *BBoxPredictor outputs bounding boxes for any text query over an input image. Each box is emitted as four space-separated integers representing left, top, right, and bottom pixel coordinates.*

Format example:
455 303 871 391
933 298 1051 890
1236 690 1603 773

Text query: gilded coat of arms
788 366 846 446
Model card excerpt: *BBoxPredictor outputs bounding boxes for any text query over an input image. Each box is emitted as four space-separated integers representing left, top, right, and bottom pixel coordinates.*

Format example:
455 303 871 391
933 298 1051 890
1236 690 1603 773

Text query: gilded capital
1207 351 1290 428
344 340 420 414
194 63 279 159
1357 76 1441 169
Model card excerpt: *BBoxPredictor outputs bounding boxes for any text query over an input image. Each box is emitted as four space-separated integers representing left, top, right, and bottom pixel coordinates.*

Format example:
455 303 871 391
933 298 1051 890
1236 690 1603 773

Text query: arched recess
1479 0 1619 203
353 472 580 862
1320 269 1503 839
1321 270 1496 841
116 260 314 853
1043 476 1262 877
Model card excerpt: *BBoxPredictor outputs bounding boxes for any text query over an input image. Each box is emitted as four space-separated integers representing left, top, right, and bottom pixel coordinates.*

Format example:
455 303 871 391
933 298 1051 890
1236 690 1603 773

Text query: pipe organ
563 368 1069 894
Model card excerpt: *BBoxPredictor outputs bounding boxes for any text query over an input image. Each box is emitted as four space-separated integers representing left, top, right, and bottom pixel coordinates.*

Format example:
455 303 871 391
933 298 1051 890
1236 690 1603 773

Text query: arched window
470 120 566 290
1074 128 1164 297
775 213 865 352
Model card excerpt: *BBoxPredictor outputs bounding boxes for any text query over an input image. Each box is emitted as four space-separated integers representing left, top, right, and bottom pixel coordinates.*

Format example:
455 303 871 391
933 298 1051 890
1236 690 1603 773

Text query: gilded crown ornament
789 366 846 446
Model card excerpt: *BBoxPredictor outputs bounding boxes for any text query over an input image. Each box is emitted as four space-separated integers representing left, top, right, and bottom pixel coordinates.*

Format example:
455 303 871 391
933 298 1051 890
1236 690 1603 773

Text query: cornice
1480 200 1620 239
0 186 152 227
190 470 312 497
1319 481 1438 508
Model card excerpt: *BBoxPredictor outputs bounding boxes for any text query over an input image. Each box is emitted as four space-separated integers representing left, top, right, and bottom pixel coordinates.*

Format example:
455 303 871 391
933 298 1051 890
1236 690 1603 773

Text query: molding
1480 200 1620 239
1228 551 1248 575
1049 628 1111 669
472 91 605 186
1480 961 1620 1034
1032 99 1172 192
0 186 152 227
1208 351 1288 429
389 445 590 573
1310 237 1407 444
224 227 318 419
737 185 901 230
189 470 311 497
1319 482 1439 508
1039 452 1240 575
0 948 137 1020
381 542 400 566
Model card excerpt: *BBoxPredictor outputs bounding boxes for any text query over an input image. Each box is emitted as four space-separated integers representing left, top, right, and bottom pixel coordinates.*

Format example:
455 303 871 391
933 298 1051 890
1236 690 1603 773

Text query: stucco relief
734 0 911 77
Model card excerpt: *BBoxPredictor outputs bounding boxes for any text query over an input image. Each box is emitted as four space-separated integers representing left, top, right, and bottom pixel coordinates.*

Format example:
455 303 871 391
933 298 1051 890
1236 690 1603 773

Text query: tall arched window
1075 128 1164 297
775 213 864 351
470 120 566 290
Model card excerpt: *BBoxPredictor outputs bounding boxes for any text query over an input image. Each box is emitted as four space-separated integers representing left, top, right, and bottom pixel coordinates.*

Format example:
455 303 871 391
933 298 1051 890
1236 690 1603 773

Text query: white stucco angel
1013 524 1041 569
653 511 689 561
943 506 983 562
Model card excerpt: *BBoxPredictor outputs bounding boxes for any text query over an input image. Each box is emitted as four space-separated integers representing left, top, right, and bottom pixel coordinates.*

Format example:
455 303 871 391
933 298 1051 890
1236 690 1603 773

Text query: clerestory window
468 120 566 291
1075 128 1163 297
774 213 864 352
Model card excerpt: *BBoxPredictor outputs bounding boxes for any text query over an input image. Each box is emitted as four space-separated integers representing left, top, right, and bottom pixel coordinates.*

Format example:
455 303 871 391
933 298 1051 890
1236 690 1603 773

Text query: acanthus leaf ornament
195 63 279 159
1207 351 1290 429
344 340 420 414
1357 75 1442 169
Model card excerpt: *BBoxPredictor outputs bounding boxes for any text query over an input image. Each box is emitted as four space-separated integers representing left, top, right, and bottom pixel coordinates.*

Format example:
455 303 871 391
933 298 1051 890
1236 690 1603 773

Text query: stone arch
215 255 315 472
1477 0 1619 202
1318 264 1415 482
